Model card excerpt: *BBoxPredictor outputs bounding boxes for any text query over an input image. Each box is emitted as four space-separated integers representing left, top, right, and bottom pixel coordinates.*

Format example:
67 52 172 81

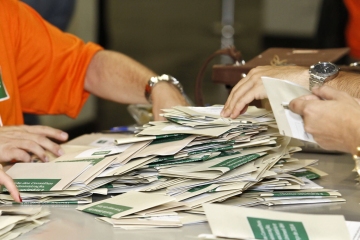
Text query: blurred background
26 0 348 139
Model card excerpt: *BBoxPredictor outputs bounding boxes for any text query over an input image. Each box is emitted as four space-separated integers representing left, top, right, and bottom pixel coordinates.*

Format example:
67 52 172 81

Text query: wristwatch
309 62 339 90
144 74 184 103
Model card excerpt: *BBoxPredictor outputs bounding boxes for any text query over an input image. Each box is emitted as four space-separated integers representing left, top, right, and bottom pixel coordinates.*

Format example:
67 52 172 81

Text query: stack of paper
0 206 50 239
77 191 188 229
0 133 150 204
1 162 92 204
0 105 345 231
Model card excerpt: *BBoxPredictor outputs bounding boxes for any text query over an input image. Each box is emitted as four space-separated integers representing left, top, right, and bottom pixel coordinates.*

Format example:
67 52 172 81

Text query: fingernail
44 156 49 162
58 148 64 156
61 132 68 140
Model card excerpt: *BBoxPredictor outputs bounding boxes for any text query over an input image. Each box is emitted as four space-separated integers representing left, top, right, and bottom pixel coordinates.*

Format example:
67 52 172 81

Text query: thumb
289 97 308 116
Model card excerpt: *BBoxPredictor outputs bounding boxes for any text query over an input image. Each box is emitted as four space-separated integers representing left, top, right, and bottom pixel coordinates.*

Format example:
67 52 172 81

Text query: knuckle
15 151 31 162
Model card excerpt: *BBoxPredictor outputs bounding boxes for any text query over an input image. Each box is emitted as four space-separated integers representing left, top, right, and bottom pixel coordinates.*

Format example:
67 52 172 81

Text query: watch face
310 62 339 77
313 63 336 74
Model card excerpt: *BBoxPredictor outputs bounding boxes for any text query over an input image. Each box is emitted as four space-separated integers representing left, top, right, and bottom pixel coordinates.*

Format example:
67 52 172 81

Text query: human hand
289 86 360 154
221 65 309 118
0 125 68 163
0 165 21 203
151 82 189 121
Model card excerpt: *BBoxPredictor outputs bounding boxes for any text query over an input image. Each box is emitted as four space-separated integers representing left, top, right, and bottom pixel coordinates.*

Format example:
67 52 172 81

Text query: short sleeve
14 1 103 118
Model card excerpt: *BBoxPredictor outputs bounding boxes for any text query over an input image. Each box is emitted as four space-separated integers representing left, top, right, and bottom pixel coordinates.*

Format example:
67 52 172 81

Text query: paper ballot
77 192 175 219
203 203 351 240
0 206 50 239
5 162 91 191
262 76 315 143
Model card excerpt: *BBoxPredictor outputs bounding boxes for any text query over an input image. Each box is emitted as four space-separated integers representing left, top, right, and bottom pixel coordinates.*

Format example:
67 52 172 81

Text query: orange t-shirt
344 0 360 59
0 0 103 125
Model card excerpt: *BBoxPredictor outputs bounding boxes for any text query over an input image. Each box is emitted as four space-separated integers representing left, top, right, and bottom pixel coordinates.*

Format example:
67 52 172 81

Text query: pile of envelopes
0 206 50 239
0 106 345 229
77 191 206 229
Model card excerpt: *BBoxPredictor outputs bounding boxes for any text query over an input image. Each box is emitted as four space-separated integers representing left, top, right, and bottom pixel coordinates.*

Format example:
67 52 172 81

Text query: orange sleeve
14 1 103 118
344 0 360 59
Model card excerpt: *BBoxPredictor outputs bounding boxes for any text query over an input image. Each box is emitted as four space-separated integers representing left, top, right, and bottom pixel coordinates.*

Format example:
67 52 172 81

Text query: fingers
298 94 321 101
0 166 21 203
221 67 269 118
20 125 68 142
0 138 50 162
3 147 32 163
3 131 63 159
222 80 250 117
312 86 350 101
0 125 67 159
221 79 258 118
289 98 309 116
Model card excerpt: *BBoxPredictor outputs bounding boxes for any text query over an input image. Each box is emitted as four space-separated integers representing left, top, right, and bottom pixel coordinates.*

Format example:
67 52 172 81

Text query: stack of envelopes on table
1 161 93 204
0 106 345 229
76 106 342 212
77 191 206 229
0 206 50 239
0 133 155 204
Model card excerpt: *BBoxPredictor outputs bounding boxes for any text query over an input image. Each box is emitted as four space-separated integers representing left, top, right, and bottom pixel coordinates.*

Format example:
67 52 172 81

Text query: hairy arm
84 50 155 104
84 50 187 120
221 65 360 118
326 70 360 98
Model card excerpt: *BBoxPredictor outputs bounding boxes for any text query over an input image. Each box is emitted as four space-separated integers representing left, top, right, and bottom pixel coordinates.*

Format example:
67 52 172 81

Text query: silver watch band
144 74 184 104
309 74 326 90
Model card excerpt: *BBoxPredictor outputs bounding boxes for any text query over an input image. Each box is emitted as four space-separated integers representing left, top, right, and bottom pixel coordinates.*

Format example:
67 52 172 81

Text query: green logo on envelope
291 170 320 180
92 150 111 156
57 158 104 166
5 179 61 192
210 154 260 170
247 217 309 240
83 203 132 217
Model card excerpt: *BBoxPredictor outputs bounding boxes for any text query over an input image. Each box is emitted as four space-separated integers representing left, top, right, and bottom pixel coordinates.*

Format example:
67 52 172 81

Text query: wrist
144 74 185 104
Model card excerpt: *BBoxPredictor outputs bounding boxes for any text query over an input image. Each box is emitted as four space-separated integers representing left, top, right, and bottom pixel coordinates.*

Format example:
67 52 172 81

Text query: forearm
326 71 360 98
84 50 156 104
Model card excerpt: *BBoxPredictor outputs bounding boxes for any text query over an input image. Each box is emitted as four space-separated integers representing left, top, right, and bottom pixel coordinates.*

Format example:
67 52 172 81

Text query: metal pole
221 0 235 64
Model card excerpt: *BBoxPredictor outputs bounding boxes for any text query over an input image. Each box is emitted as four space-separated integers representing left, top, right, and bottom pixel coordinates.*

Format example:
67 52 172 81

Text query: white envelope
262 76 315 143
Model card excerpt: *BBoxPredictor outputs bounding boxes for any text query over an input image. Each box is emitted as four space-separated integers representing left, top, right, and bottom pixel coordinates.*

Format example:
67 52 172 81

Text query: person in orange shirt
0 0 188 163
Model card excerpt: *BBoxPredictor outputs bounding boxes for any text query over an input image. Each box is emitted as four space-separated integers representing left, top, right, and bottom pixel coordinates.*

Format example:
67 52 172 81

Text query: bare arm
84 50 187 120
221 65 360 118
326 70 360 98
